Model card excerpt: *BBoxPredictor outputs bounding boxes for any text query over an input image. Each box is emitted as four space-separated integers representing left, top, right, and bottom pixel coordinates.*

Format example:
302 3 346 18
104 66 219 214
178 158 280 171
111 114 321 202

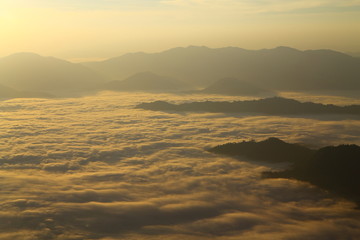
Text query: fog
0 91 359 239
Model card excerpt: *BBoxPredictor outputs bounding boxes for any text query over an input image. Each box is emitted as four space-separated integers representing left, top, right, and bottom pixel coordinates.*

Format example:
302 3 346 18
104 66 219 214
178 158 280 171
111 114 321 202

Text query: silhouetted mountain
0 83 53 99
136 97 360 116
84 46 360 91
103 71 190 92
0 52 105 93
201 77 275 96
210 137 360 207
264 144 360 207
209 137 315 163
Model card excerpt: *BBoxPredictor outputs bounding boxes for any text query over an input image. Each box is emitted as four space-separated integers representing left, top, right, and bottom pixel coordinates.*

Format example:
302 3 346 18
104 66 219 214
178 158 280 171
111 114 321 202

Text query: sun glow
0 0 359 63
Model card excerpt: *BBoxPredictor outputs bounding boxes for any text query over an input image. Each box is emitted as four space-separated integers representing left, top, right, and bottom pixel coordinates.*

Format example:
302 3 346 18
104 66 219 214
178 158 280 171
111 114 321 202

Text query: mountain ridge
83 46 360 91
136 97 360 117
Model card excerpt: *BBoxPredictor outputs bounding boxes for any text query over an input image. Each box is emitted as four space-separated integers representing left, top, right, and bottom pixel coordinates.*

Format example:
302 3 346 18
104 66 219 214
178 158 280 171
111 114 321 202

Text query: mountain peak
261 137 286 144
3 52 43 60
274 46 298 51
186 45 210 49
258 46 301 54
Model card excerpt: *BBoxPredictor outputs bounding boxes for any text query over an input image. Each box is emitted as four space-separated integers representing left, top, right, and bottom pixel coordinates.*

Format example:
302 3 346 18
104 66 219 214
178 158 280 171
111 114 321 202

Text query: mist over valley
0 90 359 239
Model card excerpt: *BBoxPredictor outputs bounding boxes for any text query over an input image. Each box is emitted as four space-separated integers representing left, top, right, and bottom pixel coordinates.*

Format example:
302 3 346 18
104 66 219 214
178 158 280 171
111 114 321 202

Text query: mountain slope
0 83 53 99
264 144 360 207
0 84 20 98
103 71 190 92
0 53 105 93
201 77 275 96
211 137 360 207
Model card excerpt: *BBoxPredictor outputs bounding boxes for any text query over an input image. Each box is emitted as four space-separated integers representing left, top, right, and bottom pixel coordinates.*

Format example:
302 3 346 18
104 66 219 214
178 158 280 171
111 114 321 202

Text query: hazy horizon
2 45 360 63
1 0 359 61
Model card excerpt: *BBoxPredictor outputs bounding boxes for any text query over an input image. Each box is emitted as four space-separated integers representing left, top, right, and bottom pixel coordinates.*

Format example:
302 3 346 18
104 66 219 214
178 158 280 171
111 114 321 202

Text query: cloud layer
0 92 359 239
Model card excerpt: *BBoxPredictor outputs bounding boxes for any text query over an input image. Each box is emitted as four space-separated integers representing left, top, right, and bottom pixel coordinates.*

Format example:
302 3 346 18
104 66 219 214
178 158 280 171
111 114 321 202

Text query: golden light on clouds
0 91 360 239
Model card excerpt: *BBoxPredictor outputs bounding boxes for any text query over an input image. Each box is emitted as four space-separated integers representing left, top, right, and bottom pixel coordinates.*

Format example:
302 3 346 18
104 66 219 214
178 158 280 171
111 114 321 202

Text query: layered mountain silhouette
102 71 190 92
0 83 53 99
136 97 360 116
210 138 360 207
84 46 360 91
200 77 275 96
0 53 105 93
209 137 314 163
2 47 359 95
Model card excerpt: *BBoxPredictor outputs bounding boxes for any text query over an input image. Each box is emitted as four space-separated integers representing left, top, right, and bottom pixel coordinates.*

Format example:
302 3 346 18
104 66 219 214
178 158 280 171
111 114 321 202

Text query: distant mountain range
136 97 360 117
0 53 105 93
102 71 190 92
210 137 360 207
84 46 360 91
1 46 359 97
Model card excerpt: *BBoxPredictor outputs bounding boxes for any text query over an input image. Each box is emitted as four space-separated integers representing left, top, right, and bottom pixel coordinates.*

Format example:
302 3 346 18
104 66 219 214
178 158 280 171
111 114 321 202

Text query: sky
0 0 359 61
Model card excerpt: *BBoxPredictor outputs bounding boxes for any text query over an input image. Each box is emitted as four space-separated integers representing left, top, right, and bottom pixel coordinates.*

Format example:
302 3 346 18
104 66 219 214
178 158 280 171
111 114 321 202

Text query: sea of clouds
0 91 359 240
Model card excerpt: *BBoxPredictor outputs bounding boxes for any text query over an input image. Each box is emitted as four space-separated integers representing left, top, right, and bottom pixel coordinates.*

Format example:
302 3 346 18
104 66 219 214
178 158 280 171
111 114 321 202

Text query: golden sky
0 0 359 61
